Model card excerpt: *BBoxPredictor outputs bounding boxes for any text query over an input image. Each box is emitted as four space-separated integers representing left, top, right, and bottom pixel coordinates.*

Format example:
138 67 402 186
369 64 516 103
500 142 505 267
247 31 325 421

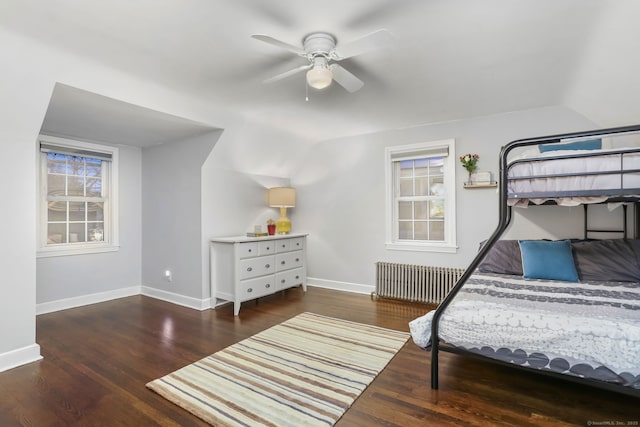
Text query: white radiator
374 262 465 304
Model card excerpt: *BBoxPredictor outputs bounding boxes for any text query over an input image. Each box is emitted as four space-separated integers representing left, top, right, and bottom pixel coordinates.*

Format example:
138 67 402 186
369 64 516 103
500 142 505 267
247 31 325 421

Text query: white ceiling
2 0 638 144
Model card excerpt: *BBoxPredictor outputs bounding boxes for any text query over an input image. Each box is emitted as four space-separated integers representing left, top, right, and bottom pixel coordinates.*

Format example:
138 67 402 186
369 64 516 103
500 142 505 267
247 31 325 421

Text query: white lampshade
267 187 296 207
306 67 333 89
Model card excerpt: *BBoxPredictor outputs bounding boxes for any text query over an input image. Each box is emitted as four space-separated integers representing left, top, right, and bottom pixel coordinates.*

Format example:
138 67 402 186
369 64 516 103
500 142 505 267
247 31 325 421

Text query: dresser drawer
239 255 275 280
275 250 303 272
289 237 305 251
238 242 259 259
258 240 276 255
275 239 291 253
240 276 276 300
276 268 304 290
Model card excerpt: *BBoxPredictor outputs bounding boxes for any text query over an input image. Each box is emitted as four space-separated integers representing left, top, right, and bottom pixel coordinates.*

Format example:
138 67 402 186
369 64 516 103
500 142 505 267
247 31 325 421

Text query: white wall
0 30 51 368
292 106 597 291
140 112 312 309
0 27 308 370
36 145 142 312
141 130 221 306
200 119 309 303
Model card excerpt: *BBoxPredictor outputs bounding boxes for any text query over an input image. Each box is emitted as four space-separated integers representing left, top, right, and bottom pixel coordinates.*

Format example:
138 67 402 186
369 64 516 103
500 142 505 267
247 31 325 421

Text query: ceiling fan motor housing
303 32 336 60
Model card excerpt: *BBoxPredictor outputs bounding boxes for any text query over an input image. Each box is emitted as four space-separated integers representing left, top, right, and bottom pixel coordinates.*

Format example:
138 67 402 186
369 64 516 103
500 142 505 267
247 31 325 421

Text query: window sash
385 139 456 252
37 135 119 256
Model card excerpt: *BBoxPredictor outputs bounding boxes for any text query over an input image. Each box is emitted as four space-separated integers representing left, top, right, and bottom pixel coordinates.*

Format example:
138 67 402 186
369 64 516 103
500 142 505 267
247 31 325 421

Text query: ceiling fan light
306 67 333 89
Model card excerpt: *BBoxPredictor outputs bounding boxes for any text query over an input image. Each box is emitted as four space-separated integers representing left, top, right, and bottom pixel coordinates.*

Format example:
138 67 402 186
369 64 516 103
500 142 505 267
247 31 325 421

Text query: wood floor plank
0 286 636 426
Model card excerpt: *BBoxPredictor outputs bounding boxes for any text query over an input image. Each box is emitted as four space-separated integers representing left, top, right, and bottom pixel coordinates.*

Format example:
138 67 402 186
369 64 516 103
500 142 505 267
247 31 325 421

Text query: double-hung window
385 139 457 252
37 135 119 256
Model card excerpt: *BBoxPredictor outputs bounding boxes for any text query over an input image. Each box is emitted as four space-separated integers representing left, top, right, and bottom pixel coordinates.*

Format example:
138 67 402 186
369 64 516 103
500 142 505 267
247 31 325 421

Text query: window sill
37 244 120 258
385 242 458 253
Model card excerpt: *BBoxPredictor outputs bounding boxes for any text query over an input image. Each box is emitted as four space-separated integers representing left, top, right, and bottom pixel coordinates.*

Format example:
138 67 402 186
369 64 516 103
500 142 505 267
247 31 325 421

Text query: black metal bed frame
430 123 640 397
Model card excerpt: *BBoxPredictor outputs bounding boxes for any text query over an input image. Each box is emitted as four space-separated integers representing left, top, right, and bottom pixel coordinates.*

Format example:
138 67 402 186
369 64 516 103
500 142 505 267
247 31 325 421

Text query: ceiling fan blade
263 64 311 84
329 64 364 93
332 29 394 60
251 34 305 56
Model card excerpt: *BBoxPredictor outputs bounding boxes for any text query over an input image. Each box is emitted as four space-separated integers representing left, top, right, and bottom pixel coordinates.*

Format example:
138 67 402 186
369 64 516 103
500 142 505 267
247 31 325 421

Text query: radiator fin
374 262 465 304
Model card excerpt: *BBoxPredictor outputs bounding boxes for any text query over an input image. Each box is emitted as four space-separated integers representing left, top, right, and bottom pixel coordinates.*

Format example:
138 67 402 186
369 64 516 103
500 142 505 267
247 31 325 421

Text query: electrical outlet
164 269 172 282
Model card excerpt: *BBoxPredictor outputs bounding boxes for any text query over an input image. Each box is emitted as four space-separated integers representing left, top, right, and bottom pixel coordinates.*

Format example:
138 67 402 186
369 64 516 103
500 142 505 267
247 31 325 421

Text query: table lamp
267 187 296 234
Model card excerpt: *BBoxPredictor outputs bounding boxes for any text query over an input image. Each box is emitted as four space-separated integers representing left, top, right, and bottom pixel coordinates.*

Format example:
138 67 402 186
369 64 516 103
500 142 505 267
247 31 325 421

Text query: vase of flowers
459 153 479 183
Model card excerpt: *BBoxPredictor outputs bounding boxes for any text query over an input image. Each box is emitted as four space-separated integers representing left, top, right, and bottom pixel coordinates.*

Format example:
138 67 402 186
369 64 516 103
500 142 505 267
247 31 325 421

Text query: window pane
69 202 86 221
88 223 104 241
48 223 67 244
399 201 412 220
399 221 412 240
87 202 104 221
429 200 445 218
47 174 66 196
69 223 86 243
399 178 413 196
414 201 428 219
414 221 428 240
429 157 444 168
86 177 102 197
430 221 445 240
431 182 445 197
399 160 413 177
414 158 428 176
415 177 428 196
85 158 102 177
67 176 85 196
48 201 67 221
68 156 85 176
47 154 68 174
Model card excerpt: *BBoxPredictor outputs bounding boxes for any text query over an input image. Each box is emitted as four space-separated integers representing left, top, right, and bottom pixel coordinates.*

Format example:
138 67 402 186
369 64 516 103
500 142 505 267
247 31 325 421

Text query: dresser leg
234 301 241 316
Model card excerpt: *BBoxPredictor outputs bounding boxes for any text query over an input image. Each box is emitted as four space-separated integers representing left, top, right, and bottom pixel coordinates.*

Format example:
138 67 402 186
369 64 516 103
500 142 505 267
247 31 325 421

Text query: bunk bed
410 124 640 397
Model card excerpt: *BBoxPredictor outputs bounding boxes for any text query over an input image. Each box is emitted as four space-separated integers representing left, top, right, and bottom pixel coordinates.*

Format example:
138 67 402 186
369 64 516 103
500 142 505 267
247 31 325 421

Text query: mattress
507 148 640 206
409 272 640 388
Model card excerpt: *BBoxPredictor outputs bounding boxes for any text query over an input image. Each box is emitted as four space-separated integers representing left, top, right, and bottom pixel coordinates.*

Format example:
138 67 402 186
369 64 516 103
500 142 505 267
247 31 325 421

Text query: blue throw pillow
518 240 579 282
539 138 602 153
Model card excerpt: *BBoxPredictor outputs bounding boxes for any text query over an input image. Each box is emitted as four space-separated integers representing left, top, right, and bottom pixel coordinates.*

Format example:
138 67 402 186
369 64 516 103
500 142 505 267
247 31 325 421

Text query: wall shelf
463 182 498 189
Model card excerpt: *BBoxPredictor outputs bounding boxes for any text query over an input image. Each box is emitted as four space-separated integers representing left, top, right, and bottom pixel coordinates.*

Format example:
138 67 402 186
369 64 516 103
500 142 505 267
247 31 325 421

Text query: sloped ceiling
2 0 639 143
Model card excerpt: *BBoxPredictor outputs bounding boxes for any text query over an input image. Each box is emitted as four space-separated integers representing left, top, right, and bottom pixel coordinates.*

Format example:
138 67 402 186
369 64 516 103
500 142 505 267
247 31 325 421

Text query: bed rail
430 123 640 390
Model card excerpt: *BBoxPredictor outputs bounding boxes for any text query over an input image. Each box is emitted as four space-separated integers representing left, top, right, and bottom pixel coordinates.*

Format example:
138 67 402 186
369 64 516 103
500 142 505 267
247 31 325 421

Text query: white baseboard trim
141 286 211 311
307 277 374 295
36 286 141 315
0 343 42 372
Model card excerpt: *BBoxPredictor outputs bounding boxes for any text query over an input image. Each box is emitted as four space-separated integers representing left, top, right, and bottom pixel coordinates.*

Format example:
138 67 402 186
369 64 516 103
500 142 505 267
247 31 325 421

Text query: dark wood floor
0 287 637 426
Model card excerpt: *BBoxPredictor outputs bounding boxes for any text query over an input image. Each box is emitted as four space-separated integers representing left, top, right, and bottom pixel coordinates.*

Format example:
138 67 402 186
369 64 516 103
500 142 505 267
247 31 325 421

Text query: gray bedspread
409 272 640 388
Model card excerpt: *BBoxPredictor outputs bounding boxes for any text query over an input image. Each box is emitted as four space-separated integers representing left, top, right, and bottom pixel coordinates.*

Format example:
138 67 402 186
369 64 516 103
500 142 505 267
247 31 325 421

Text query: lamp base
276 207 291 234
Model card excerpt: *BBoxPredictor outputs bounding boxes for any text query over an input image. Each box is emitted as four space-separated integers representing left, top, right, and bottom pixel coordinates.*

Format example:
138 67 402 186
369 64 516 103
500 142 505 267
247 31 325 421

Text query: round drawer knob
281 261 285 265
266 246 270 250
295 275 300 279
247 288 253 293
295 258 300 262
265 264 270 268
281 279 286 283
265 283 271 288
247 267 252 272
248 249 252 252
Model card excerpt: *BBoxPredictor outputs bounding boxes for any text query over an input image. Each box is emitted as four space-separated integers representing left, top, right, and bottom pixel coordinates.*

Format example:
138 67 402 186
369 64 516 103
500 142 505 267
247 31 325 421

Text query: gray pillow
477 238 640 282
572 239 640 282
477 240 523 276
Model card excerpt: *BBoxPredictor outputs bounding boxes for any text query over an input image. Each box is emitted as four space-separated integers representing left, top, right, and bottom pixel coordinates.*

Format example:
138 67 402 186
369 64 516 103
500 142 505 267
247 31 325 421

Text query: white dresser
210 233 307 315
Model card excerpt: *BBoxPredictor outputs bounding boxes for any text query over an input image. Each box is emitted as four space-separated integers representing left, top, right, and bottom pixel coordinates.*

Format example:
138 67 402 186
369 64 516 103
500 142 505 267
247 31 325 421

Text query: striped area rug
146 312 409 426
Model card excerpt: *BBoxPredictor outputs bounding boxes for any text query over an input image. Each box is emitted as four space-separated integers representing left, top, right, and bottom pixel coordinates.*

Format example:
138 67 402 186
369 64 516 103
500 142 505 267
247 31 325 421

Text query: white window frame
37 135 119 257
385 139 457 253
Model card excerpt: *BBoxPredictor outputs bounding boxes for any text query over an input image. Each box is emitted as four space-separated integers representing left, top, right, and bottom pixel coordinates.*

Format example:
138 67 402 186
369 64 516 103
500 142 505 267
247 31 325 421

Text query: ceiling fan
251 29 393 93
